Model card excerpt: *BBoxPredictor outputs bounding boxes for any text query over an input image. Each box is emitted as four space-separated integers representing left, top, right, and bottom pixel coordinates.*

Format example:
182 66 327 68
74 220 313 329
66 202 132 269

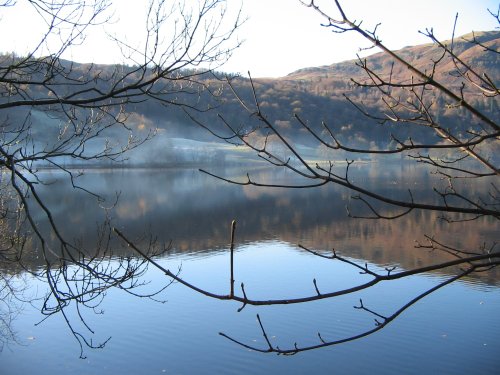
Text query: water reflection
18 165 499 285
0 274 26 351
1 165 499 373
2 240 500 374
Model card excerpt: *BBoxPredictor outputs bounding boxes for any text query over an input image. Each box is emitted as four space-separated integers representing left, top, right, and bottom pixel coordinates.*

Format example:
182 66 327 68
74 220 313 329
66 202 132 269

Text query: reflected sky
2 241 500 375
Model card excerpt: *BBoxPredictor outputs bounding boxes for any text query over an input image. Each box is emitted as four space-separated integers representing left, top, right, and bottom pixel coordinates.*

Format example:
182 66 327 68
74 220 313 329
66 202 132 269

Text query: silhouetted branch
189 0 500 355
223 267 476 355
114 225 500 307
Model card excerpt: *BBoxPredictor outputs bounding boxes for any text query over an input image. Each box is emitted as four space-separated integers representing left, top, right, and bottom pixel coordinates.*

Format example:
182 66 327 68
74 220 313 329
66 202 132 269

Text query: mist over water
18 165 499 281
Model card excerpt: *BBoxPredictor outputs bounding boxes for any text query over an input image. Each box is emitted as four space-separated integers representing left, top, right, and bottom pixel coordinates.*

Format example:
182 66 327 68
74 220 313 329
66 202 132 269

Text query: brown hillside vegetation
284 30 499 89
218 30 498 152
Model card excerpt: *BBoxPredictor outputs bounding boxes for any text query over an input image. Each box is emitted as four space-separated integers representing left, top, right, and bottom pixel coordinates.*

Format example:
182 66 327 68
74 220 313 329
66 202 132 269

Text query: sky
0 0 498 77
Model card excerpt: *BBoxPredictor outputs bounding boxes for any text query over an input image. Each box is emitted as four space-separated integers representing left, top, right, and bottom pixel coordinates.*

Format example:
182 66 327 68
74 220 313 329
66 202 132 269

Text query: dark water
1 165 499 374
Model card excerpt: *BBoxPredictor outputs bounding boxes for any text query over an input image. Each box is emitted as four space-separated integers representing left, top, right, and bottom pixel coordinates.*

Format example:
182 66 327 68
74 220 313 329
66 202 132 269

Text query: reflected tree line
7 167 499 283
0 0 499 358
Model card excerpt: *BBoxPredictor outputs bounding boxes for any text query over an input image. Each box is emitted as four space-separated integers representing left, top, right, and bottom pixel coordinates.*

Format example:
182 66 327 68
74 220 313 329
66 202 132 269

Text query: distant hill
1 31 498 165
224 30 499 149
285 30 499 82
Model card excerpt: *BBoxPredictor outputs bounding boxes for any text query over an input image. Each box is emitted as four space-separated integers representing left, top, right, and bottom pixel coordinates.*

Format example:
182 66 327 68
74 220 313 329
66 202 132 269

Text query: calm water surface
1 165 499 374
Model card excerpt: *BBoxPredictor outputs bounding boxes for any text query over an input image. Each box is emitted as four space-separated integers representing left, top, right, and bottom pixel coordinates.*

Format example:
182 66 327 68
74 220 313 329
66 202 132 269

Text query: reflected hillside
4 165 498 285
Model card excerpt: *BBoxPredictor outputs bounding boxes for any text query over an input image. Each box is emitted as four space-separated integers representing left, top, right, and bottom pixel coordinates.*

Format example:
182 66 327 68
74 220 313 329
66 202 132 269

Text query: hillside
226 30 499 149
286 30 499 82
1 30 498 165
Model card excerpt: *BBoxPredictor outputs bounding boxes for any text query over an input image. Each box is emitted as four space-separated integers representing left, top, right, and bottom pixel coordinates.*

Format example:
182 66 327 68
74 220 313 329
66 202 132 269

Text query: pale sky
0 0 498 77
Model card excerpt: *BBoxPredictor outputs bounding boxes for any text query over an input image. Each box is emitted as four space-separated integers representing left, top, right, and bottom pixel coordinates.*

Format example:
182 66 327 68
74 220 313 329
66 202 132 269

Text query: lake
1 165 499 374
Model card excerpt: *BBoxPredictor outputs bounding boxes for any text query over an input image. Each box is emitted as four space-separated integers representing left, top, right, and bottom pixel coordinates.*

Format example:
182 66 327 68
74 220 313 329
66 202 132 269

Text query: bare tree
120 0 499 354
0 0 242 357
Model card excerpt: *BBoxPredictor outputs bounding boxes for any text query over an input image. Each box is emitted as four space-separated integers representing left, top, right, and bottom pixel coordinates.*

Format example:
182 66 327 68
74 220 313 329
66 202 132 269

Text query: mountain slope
1 30 498 164
285 30 499 84
228 30 498 149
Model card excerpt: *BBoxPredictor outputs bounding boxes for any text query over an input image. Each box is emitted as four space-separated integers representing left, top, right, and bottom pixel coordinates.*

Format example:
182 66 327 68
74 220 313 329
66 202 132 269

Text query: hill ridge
285 29 500 80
